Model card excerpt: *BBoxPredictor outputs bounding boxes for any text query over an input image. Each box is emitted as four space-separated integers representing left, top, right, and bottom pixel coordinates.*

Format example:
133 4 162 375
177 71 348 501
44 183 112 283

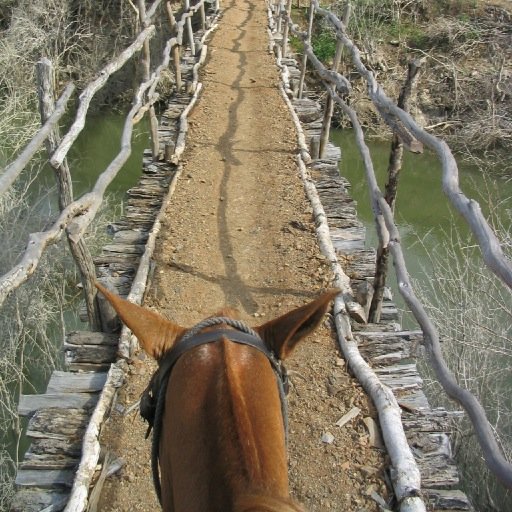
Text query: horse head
96 283 338 511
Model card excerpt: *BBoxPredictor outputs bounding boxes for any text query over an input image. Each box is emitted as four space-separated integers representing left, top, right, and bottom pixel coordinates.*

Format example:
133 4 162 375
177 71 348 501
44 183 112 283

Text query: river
332 128 512 511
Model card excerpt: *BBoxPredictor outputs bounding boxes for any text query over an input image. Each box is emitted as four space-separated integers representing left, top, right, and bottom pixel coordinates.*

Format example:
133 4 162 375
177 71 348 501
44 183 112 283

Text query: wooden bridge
3 0 512 511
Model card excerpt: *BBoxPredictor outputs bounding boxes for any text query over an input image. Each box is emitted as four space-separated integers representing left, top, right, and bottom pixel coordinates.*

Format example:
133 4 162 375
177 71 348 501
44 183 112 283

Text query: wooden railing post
199 0 206 31
138 0 160 160
184 0 196 56
281 0 293 57
36 59 103 331
298 0 315 98
319 3 350 157
368 58 424 323
165 1 183 91
276 0 283 35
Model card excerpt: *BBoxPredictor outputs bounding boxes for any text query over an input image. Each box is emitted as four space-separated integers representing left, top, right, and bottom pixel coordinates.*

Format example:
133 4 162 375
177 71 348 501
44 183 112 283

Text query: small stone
114 403 125 414
321 432 335 444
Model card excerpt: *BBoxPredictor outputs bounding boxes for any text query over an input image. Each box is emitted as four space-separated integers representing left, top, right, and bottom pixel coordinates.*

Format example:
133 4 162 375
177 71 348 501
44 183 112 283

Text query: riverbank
307 0 512 170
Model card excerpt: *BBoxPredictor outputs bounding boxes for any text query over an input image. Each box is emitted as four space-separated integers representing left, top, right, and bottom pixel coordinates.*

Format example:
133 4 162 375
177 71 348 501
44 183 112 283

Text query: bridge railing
273 0 512 504
0 0 209 327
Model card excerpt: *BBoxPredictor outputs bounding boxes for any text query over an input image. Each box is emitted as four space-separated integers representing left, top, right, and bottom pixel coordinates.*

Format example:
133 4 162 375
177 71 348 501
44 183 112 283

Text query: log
50 26 156 168
0 83 75 198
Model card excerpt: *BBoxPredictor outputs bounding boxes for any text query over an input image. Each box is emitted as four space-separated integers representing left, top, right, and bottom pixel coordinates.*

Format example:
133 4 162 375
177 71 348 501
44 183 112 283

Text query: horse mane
235 494 306 511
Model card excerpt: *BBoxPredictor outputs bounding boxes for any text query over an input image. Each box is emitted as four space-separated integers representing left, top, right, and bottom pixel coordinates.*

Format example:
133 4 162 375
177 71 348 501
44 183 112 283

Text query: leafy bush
312 30 337 63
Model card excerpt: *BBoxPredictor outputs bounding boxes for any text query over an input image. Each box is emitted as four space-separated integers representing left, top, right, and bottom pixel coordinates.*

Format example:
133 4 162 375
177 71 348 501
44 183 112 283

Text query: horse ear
256 289 339 360
95 282 186 360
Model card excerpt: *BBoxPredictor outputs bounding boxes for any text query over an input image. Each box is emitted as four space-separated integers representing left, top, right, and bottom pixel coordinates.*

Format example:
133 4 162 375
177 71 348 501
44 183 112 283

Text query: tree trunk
368 58 424 323
36 59 103 331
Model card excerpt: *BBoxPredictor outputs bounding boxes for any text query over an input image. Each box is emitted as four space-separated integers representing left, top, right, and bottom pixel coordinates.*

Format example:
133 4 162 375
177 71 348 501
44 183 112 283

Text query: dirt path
98 0 388 510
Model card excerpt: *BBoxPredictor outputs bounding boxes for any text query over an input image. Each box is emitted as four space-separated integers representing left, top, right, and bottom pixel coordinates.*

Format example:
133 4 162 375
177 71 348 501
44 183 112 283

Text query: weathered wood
23 437 82 460
184 0 196 56
297 0 314 98
67 362 112 373
66 331 118 347
319 36 344 157
20 453 79 471
27 408 89 439
166 1 183 90
18 394 99 417
63 343 117 365
357 331 423 365
0 83 75 198
46 371 108 394
278 43 427 511
15 469 75 489
369 58 424 323
424 489 471 510
281 0 293 57
50 26 155 168
9 489 68 512
37 59 103 331
64 365 124 512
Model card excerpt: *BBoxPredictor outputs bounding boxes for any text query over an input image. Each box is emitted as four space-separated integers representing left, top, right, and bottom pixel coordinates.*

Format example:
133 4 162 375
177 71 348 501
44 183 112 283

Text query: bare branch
50 25 156 168
0 83 75 198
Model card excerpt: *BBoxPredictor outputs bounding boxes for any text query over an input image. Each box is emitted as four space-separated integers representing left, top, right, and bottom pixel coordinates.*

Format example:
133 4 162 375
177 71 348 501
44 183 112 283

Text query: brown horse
96 283 338 512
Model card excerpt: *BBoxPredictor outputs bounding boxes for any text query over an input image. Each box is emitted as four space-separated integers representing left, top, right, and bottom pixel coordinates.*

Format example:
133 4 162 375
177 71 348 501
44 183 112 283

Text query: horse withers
96 283 338 512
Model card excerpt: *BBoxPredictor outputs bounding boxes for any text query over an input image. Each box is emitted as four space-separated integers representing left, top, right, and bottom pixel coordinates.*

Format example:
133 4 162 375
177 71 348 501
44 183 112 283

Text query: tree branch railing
0 0 208 312
275 0 512 495
0 83 75 197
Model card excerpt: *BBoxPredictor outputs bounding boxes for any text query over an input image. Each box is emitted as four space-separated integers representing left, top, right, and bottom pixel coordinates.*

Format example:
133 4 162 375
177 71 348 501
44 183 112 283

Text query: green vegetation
311 30 336 63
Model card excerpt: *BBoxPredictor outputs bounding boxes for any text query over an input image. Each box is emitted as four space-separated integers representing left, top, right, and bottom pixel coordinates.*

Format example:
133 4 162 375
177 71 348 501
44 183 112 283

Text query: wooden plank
66 331 118 346
21 453 80 471
63 343 117 364
417 455 460 488
20 453 78 470
18 393 99 417
66 362 112 373
27 408 89 439
25 436 82 458
46 371 108 393
357 331 423 365
10 488 68 512
15 469 76 488
425 489 472 510
102 243 146 255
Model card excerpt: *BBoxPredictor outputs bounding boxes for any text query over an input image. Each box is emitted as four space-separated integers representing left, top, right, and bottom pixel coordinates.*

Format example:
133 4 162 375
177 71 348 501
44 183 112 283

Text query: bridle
139 317 290 505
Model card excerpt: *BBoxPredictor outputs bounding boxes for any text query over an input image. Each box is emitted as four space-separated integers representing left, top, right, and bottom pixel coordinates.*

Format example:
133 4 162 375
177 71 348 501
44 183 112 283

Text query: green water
331 129 512 326
31 112 151 210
